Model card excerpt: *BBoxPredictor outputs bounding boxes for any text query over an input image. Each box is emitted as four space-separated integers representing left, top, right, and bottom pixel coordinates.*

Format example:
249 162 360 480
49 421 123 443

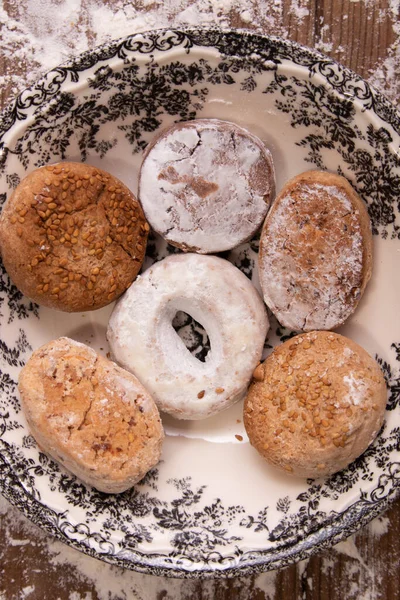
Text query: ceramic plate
0 28 399 578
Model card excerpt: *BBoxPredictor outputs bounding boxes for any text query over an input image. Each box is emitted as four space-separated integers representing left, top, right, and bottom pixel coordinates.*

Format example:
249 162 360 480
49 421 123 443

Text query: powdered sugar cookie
139 119 275 253
18 338 164 493
107 254 269 420
258 170 373 331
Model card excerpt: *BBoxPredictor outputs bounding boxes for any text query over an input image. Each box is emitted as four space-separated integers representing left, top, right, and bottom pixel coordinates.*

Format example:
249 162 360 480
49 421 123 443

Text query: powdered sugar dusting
344 373 368 405
1 0 398 107
259 179 366 331
139 120 274 253
368 0 400 105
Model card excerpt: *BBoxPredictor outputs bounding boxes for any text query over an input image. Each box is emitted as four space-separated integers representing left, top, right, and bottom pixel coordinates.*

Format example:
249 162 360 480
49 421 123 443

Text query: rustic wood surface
1 1 399 598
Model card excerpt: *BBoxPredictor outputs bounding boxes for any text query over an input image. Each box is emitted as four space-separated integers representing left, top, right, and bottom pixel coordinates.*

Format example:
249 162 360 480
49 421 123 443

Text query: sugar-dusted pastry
139 119 275 253
108 253 269 420
258 170 373 331
18 338 164 493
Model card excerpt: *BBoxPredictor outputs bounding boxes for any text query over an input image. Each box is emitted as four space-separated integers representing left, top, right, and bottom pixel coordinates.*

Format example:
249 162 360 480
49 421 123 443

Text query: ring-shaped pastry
107 254 269 420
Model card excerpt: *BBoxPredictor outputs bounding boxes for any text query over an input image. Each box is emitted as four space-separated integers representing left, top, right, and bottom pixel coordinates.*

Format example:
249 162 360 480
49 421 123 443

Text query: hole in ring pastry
107 254 269 420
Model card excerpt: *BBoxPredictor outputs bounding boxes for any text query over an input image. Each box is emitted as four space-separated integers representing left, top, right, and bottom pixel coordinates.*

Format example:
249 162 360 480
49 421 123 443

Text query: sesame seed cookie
244 331 387 478
0 162 149 312
258 170 373 331
18 337 164 493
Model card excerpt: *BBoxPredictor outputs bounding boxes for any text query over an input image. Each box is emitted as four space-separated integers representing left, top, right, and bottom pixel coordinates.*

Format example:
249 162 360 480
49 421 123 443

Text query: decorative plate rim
0 26 399 578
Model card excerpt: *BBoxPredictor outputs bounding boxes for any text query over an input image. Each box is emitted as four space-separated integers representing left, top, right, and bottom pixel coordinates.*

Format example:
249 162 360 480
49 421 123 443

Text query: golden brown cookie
18 337 164 493
244 331 387 478
258 170 373 331
0 162 149 312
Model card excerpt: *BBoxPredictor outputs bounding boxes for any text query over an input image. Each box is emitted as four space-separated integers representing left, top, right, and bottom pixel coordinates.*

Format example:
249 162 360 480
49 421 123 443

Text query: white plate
0 28 399 577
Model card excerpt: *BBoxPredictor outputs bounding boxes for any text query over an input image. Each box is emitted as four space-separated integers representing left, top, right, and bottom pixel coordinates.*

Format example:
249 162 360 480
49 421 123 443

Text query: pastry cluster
0 118 386 492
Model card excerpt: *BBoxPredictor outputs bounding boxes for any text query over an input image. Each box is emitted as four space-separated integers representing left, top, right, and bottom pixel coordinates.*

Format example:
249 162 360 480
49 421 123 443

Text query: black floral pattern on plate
0 27 399 577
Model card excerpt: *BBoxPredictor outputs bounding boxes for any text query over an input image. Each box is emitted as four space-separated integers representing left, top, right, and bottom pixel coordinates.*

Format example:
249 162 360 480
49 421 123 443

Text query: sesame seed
252 364 264 382
215 387 224 394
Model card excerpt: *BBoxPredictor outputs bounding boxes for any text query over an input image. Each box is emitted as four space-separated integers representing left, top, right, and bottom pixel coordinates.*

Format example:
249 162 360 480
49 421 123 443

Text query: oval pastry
18 338 164 493
0 162 149 312
139 119 275 253
107 254 269 420
244 331 387 478
258 170 373 331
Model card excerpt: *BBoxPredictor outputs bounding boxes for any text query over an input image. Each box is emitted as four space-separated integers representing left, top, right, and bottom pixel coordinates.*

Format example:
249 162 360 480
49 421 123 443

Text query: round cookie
258 170 373 331
107 253 269 420
244 331 387 478
139 119 275 253
0 162 149 312
18 337 164 493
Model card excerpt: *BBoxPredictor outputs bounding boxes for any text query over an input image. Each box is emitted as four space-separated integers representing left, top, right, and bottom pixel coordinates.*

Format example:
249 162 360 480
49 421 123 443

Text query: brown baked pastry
18 337 164 493
258 170 373 331
244 331 387 478
139 119 275 253
0 162 149 312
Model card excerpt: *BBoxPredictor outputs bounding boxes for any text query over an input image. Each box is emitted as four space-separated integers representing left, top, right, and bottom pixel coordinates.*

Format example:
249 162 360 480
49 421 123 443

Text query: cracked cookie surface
0 162 149 312
258 170 373 331
139 118 275 253
18 337 164 493
244 331 387 478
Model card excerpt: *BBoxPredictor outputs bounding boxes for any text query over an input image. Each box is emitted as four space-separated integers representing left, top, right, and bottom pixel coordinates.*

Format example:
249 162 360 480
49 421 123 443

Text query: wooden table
1 1 399 598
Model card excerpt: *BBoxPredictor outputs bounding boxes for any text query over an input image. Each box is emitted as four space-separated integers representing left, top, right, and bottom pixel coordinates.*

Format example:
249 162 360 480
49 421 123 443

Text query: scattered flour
0 492 396 599
368 0 400 103
0 0 399 598
1 0 398 106
0 494 277 600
